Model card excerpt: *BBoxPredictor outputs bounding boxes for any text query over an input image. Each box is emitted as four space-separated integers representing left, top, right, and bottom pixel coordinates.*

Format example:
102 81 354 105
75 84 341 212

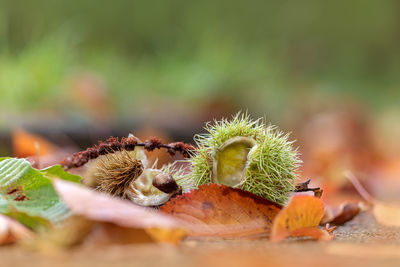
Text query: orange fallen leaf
53 179 187 244
145 227 188 245
161 184 282 238
270 195 332 242
0 214 34 245
290 227 332 241
346 171 400 227
12 129 57 158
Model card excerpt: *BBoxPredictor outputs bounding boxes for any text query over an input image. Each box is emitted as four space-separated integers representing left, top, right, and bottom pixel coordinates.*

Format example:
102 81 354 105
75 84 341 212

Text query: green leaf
0 157 81 228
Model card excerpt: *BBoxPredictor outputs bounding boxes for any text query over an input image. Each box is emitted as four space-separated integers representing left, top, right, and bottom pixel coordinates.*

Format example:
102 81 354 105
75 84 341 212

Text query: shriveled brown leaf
330 203 361 225
322 202 362 225
0 214 34 245
53 179 186 244
161 184 282 238
271 195 332 242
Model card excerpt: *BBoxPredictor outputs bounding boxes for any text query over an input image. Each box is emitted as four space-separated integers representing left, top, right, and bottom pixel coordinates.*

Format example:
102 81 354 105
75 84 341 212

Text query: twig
344 171 375 204
294 179 323 198
34 141 41 170
61 136 196 170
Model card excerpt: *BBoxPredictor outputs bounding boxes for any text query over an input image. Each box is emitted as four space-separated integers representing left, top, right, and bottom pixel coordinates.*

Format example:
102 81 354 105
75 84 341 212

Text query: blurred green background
0 0 400 146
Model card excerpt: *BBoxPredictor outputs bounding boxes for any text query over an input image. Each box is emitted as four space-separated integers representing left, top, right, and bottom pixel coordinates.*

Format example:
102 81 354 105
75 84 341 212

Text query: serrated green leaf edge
0 157 81 229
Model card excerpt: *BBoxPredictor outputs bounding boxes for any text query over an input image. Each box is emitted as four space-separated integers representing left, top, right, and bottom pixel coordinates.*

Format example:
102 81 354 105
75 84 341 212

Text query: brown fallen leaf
322 202 362 225
53 179 186 244
330 203 361 225
270 195 332 242
161 184 282 238
346 171 400 227
0 214 34 245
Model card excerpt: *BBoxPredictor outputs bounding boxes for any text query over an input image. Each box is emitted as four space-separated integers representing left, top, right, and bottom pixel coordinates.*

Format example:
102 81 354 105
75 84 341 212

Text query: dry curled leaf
322 202 362 225
329 203 361 225
0 214 34 245
271 195 332 242
161 184 282 238
53 179 186 244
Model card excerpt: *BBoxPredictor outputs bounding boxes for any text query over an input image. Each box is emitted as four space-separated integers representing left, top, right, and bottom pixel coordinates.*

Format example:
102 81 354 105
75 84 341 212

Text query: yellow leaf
271 195 329 242
145 228 187 245
373 202 400 227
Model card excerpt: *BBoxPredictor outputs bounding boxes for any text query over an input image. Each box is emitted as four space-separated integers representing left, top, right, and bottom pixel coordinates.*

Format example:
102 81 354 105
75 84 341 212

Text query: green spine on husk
180 112 301 205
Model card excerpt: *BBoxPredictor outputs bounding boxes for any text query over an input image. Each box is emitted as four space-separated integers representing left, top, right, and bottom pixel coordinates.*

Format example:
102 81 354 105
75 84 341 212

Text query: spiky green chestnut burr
182 113 301 205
